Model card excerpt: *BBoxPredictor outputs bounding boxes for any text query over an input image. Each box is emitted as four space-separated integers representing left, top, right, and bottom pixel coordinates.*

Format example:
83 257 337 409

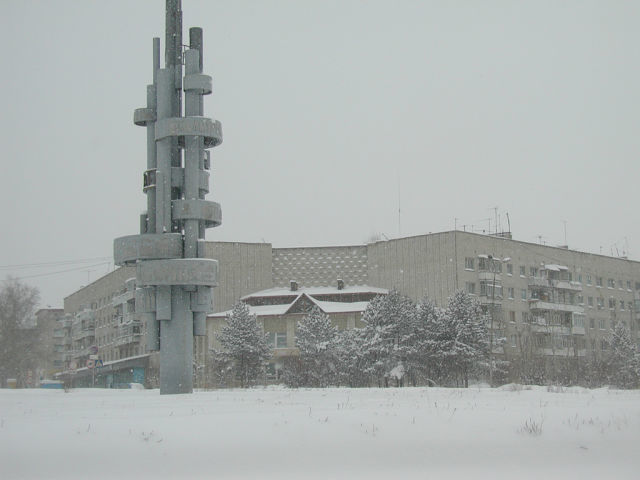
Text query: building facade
208 282 388 380
56 231 640 386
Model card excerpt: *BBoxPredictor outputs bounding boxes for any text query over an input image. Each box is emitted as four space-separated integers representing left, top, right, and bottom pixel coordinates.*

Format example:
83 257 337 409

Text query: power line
0 257 111 270
13 262 110 280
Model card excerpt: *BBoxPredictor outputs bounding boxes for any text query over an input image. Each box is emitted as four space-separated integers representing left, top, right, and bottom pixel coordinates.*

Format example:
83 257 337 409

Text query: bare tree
0 277 41 387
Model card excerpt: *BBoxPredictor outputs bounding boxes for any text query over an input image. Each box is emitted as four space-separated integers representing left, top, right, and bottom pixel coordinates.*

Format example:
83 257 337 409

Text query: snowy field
1 386 639 480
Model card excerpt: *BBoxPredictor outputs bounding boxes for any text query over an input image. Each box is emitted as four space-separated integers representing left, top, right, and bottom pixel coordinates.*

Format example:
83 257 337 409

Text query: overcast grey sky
1 0 639 308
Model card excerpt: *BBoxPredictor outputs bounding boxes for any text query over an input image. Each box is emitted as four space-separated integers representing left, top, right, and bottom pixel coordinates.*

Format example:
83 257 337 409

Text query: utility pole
114 0 223 394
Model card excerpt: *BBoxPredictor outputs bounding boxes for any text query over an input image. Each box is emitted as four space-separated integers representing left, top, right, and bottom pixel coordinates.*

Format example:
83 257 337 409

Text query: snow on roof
210 293 374 319
544 264 568 271
209 304 292 318
309 299 370 314
240 285 388 300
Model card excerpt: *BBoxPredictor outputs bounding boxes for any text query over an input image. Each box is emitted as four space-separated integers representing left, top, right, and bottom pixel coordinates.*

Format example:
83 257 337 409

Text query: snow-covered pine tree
444 290 490 387
605 320 639 389
414 297 447 386
334 327 368 387
217 302 272 387
360 290 417 387
293 306 338 387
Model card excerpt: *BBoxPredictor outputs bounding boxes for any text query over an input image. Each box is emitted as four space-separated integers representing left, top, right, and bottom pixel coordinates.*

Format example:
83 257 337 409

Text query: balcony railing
528 277 550 288
72 326 95 341
528 300 584 314
112 288 135 306
478 272 501 282
553 280 583 292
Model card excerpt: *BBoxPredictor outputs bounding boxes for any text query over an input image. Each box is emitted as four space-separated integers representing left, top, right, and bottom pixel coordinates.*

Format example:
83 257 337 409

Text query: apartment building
56 231 640 386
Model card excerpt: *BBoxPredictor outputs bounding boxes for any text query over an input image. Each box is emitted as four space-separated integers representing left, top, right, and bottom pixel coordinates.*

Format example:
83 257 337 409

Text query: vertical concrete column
156 69 172 234
160 286 193 394
146 38 160 234
183 49 202 260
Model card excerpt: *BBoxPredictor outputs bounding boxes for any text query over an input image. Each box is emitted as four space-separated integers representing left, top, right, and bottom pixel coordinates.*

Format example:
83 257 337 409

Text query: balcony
571 326 586 335
478 296 502 306
528 300 584 314
112 289 135 306
530 322 571 335
114 334 142 347
528 277 550 289
478 272 501 282
553 280 583 292
118 313 137 325
115 322 142 346
72 325 95 341
76 309 95 323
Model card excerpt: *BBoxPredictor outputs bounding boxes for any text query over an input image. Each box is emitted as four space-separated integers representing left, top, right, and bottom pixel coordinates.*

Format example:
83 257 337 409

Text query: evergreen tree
217 302 272 387
444 290 490 387
360 290 416 387
605 321 639 389
294 306 338 387
334 328 368 387
415 297 447 385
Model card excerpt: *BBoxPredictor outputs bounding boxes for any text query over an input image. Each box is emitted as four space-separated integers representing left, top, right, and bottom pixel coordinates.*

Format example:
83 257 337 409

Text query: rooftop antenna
492 207 498 235
397 170 401 237
562 220 567 246
505 212 511 233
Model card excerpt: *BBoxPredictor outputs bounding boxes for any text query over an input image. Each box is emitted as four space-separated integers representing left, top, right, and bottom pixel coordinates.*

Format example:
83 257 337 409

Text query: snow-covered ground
1 385 638 479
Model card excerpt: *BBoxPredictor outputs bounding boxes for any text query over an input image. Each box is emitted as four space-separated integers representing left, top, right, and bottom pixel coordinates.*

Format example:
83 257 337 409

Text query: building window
465 257 475 270
530 267 538 277
506 264 513 275
597 297 604 310
521 312 529 323
620 300 625 311
509 311 516 323
519 266 526 277
480 281 502 298
521 289 527 300
478 257 502 272
601 339 608 351
586 275 592 285
507 287 514 299
608 298 616 309
627 280 632 291
588 296 594 307
596 277 603 287
267 332 287 349
577 295 584 305
510 335 517 347
465 282 476 295
607 278 615 289
599 318 606 330
589 318 595 329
